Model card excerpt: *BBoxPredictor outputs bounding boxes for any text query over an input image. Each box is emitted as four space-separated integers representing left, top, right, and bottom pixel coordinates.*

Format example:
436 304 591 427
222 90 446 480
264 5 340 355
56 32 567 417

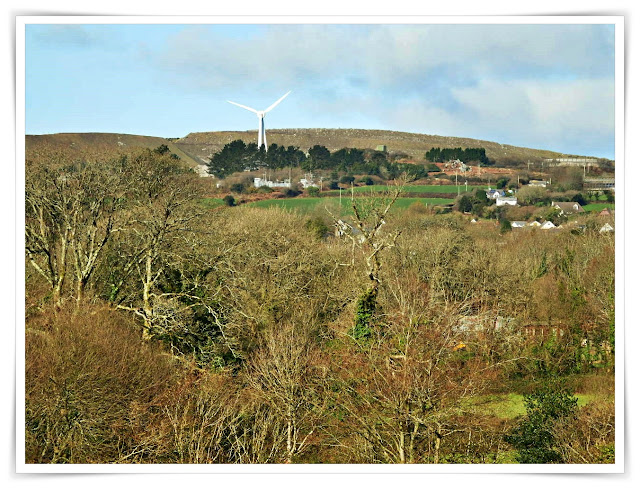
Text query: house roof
511 221 526 227
552 201 584 213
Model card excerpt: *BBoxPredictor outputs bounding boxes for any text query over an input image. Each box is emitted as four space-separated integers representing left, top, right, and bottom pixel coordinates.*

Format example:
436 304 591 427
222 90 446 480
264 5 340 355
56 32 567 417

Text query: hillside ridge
26 129 599 167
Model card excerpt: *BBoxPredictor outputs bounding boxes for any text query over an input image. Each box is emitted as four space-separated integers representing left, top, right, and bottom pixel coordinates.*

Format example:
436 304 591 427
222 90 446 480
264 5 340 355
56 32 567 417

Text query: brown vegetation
24 147 615 464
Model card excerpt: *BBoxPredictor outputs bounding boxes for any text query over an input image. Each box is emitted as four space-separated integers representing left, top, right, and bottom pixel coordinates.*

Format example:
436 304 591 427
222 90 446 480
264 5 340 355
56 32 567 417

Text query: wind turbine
227 91 291 151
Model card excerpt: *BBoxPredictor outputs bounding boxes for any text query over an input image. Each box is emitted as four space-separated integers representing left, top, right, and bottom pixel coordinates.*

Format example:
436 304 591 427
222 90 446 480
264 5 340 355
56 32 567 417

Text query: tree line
425 146 492 166
207 140 440 180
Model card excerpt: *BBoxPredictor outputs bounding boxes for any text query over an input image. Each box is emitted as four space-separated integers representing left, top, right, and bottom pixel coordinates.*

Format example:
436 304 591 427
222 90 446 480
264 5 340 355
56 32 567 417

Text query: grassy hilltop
26 128 585 168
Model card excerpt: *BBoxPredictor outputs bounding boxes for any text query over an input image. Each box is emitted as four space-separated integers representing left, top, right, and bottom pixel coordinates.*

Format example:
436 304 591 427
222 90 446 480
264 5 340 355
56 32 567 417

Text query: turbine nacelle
227 91 291 151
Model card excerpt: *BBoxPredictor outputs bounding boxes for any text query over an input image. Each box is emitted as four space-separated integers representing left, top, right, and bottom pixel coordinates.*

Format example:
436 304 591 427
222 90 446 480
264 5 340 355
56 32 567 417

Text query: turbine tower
227 91 291 151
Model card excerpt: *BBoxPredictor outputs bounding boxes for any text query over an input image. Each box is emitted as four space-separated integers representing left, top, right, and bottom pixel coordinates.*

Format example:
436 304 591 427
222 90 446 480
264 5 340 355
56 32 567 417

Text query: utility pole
456 171 459 196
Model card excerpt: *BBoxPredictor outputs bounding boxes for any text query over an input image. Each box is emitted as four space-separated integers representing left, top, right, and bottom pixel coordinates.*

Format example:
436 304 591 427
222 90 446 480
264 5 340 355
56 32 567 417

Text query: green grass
245 196 454 213
200 198 225 208
324 184 476 196
583 202 615 212
474 392 597 419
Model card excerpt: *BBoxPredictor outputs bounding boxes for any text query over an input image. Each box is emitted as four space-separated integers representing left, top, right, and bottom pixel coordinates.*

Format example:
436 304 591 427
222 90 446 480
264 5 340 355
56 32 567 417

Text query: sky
24 22 616 159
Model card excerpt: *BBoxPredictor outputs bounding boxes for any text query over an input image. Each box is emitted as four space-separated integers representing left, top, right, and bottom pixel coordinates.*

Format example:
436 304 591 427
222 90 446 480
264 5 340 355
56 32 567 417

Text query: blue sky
25 23 616 158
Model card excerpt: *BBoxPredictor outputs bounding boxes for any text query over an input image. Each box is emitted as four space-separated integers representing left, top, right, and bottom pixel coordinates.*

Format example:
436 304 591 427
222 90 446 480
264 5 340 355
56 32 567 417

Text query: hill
172 128 581 165
25 132 202 168
26 129 593 168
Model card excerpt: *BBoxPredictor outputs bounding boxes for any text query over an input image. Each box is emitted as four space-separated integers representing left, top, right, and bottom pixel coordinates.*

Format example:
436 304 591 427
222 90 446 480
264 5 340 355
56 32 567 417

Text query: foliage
505 384 578 463
222 194 236 207
425 147 492 166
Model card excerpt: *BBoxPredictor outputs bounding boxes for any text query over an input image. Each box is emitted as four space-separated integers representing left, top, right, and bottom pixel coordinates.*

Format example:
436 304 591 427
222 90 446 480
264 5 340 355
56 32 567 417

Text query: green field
200 198 225 208
245 196 454 213
324 184 477 196
583 202 615 212
473 392 596 419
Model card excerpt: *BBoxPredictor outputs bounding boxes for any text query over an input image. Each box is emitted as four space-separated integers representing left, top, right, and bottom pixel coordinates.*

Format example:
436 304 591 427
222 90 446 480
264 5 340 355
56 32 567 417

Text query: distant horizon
24 126 612 160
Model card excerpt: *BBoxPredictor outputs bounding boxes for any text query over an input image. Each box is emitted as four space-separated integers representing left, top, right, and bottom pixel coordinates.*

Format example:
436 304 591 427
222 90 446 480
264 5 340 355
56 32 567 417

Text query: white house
496 196 518 206
486 189 505 200
511 221 526 228
254 177 292 188
540 221 556 230
529 221 542 227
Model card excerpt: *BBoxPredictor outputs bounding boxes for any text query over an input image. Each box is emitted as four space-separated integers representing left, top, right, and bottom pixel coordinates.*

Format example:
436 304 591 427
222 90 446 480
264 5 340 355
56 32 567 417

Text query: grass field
473 392 596 419
200 198 225 208
324 184 477 196
245 196 454 213
583 202 615 212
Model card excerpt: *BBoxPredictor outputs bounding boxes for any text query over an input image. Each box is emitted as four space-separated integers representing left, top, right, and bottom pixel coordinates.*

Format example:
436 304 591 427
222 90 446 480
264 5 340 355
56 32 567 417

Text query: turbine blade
227 101 259 113
264 91 291 113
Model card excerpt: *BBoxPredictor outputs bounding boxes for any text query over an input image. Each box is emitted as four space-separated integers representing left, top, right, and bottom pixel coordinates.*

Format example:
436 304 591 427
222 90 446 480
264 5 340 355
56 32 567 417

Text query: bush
305 216 329 240
223 195 236 207
328 181 339 190
230 183 245 194
307 186 320 197
283 188 301 198
340 175 355 185
505 384 578 463
25 304 177 463
359 176 374 186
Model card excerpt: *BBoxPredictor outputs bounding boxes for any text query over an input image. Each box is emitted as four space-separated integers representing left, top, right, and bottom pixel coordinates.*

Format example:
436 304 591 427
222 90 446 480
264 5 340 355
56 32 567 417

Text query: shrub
25 304 177 463
283 188 301 198
223 195 236 207
305 216 329 240
230 183 245 194
505 384 578 463
359 176 374 186
340 175 355 185
307 186 320 197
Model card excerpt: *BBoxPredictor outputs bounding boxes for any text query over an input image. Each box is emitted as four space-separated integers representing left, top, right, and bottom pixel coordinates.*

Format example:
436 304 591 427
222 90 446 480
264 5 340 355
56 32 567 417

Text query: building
583 177 615 192
496 196 518 206
540 221 556 230
528 180 547 187
552 201 584 216
486 188 505 200
375 145 387 152
253 177 292 188
511 221 526 228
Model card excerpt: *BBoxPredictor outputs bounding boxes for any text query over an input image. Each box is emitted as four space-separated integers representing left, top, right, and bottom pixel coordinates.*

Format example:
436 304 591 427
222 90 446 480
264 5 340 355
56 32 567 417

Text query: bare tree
245 323 326 463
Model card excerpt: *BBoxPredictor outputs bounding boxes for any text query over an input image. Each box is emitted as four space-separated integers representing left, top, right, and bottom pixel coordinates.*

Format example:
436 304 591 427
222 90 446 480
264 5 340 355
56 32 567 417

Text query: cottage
511 221 526 228
496 196 518 207
529 221 542 227
486 188 505 200
552 201 584 215
540 221 556 230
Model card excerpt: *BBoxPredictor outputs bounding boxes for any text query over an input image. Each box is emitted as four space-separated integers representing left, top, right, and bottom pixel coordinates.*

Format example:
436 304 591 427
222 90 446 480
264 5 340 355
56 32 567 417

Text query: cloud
151 24 614 91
